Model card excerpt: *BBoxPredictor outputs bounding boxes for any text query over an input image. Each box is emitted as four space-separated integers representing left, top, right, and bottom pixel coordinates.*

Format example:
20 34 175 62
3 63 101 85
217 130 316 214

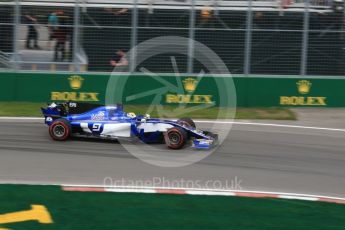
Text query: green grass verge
0 102 296 120
0 185 344 229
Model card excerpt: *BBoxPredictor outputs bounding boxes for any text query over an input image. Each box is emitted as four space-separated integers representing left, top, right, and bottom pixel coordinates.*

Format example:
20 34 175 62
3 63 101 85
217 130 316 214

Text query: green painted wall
0 72 343 107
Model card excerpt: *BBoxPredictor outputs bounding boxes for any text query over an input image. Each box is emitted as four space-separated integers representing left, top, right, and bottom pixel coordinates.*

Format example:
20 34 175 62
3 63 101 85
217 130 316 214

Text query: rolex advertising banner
119 75 223 106
245 77 333 107
0 72 108 103
0 72 344 107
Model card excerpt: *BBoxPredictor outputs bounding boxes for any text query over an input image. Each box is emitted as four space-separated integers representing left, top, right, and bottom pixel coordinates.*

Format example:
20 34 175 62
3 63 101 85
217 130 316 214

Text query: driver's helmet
127 112 136 118
49 102 57 108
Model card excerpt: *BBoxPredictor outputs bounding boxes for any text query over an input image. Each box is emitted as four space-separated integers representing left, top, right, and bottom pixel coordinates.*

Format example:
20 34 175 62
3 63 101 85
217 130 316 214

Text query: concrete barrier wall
0 72 343 107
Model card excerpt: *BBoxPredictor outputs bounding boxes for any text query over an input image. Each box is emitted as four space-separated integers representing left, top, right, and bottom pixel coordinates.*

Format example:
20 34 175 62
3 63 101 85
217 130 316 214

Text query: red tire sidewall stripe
168 128 183 148
50 121 69 140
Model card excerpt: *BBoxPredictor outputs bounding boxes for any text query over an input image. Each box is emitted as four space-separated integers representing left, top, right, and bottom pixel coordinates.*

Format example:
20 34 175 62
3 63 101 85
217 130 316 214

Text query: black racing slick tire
177 117 196 129
49 118 71 141
165 127 188 149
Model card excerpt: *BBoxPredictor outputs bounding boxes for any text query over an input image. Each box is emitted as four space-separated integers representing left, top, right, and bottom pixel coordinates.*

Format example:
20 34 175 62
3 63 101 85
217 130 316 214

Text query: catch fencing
0 0 344 76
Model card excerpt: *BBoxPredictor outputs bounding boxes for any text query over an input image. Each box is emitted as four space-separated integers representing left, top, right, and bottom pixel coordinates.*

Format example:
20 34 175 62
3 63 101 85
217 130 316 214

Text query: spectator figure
53 19 68 61
197 6 215 28
110 49 129 68
47 11 59 49
25 14 39 49
201 6 212 23
66 24 74 62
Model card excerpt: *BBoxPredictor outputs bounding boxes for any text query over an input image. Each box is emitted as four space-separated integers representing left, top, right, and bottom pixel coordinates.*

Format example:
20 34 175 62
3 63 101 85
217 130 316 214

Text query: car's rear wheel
177 117 196 129
49 119 71 141
165 127 188 149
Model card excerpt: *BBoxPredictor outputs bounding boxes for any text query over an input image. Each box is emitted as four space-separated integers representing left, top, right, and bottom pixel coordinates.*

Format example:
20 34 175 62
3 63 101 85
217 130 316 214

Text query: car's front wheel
49 118 71 141
165 127 188 149
177 117 196 129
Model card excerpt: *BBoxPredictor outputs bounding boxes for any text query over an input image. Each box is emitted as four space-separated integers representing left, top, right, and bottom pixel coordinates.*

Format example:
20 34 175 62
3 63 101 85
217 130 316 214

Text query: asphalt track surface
0 118 344 198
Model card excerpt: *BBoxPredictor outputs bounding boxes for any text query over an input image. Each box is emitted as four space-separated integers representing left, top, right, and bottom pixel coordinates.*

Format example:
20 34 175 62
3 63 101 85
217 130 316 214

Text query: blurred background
0 0 344 75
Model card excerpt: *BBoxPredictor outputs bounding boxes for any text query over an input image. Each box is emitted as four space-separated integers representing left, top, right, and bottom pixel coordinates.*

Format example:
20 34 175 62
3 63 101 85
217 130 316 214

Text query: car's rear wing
41 103 67 118
64 102 105 115
41 102 125 123
41 101 104 117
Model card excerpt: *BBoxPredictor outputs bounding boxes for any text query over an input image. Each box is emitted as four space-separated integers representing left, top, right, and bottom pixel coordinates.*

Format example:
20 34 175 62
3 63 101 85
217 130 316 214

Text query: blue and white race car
41 102 218 149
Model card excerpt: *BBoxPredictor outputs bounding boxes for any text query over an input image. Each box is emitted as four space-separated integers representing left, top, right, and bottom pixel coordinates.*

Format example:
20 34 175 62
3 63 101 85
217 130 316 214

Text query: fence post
13 0 20 71
130 0 138 73
187 0 196 74
300 0 310 76
244 0 253 76
73 0 80 72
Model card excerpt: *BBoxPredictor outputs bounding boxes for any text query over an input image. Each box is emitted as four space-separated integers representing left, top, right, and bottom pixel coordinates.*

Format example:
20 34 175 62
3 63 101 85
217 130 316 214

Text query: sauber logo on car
51 76 100 102
91 111 105 120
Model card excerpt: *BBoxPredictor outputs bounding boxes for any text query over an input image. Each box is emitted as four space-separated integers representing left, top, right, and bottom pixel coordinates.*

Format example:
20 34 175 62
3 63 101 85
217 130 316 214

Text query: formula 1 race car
41 102 218 149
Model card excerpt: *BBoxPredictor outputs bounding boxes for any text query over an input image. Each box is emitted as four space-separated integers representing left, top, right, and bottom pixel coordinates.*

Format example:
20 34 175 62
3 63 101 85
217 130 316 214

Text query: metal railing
0 51 14 69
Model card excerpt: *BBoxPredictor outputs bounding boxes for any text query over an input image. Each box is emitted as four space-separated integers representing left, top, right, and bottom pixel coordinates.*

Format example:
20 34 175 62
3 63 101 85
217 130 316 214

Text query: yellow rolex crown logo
183 78 198 93
68 75 84 90
297 80 312 94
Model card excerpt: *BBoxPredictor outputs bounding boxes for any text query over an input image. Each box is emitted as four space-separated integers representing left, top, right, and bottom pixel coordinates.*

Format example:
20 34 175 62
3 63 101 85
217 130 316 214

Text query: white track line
278 195 319 201
0 117 42 120
196 120 345 132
